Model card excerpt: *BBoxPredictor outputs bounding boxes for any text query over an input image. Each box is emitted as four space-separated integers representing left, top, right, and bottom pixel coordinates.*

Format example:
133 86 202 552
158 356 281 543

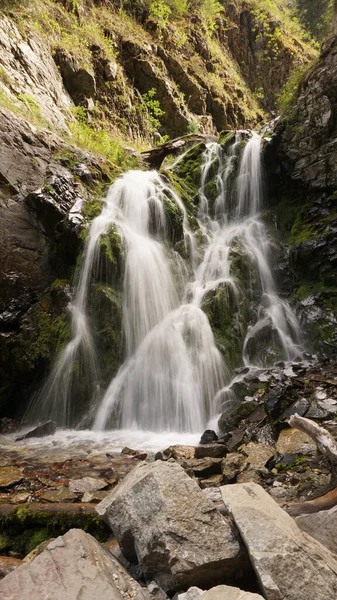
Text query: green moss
0 506 110 557
28 310 71 370
235 402 257 419
163 195 184 243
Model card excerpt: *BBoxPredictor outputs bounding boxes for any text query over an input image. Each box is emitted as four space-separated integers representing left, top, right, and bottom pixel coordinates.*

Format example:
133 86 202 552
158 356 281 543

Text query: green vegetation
143 0 223 34
0 506 110 557
294 0 333 41
141 88 165 132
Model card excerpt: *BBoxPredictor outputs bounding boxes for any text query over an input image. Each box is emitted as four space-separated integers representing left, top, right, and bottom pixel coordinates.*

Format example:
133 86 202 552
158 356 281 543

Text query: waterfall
26 132 303 433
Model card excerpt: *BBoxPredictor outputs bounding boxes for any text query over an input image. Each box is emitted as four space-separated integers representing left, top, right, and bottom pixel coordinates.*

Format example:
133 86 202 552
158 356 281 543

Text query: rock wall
264 36 337 356
0 107 110 417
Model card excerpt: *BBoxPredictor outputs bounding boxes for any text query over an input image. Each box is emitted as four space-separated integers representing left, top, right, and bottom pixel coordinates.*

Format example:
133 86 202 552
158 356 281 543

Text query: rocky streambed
0 358 337 597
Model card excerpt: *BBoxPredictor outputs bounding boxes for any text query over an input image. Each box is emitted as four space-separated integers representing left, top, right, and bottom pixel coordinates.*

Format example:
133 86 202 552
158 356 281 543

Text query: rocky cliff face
265 35 337 357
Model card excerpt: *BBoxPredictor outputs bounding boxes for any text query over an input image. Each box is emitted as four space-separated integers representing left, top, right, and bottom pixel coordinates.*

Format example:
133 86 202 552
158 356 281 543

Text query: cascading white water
27 131 303 434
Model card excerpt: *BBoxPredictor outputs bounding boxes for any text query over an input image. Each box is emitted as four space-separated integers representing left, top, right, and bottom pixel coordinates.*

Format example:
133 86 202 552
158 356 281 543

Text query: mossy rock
0 506 110 557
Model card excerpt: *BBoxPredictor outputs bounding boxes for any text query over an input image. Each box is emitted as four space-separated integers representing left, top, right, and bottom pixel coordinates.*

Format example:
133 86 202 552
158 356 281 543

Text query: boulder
296 506 337 555
96 461 244 593
276 428 316 456
0 529 152 600
221 482 337 600
200 430 218 444
200 585 263 600
16 421 56 440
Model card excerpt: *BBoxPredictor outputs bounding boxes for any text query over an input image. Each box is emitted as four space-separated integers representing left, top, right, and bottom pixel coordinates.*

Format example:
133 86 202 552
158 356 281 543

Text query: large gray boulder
96 461 244 593
0 528 152 600
221 482 337 600
296 505 337 555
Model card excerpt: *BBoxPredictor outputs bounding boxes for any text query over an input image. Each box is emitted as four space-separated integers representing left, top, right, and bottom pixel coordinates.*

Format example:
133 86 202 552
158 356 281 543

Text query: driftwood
286 414 337 515
141 133 217 170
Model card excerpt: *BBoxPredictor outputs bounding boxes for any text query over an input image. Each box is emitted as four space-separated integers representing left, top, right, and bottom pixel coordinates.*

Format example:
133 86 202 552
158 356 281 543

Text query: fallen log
286 414 337 515
141 133 217 169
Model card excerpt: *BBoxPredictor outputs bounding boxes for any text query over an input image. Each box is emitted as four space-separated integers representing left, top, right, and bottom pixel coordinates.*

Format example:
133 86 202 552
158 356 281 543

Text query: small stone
82 490 109 503
182 457 222 478
148 580 169 600
199 430 218 444
121 447 147 460
176 587 204 600
163 445 196 459
69 476 108 493
0 467 23 489
39 488 77 503
0 556 22 579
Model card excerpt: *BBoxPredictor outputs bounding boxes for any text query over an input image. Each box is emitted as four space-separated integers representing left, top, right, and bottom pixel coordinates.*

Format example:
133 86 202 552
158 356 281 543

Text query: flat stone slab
0 528 152 600
221 482 337 600
0 467 23 489
97 460 243 593
68 476 108 493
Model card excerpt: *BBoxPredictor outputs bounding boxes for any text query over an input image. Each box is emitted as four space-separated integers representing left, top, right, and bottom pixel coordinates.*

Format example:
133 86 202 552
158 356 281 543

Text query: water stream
26 132 303 436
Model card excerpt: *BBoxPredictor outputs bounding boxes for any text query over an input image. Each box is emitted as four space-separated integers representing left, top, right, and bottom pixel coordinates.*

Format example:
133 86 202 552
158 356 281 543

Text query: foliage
141 87 165 132
143 0 222 34
294 0 333 41
276 62 313 113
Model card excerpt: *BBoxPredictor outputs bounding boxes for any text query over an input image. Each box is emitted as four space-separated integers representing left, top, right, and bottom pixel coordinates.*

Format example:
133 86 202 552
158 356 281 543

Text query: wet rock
221 482 337 600
195 444 227 459
307 397 337 420
0 529 152 600
68 476 108 493
0 467 23 489
0 419 21 434
121 447 148 460
0 556 22 579
276 428 316 456
200 430 218 444
226 430 245 452
199 585 263 600
163 445 196 459
38 488 77 503
16 421 56 441
221 454 247 484
96 461 244 593
182 457 222 479
199 474 224 489
280 397 309 421
296 506 337 555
